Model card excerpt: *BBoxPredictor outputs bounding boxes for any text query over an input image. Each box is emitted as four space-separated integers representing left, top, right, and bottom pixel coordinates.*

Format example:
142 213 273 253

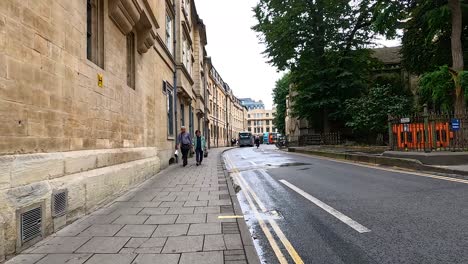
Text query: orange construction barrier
392 122 453 150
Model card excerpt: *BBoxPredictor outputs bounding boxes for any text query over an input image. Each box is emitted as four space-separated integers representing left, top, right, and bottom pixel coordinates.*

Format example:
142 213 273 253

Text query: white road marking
279 180 371 233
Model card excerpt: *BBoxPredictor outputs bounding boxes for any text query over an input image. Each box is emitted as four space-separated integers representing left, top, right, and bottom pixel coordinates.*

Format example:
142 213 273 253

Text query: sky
195 0 400 110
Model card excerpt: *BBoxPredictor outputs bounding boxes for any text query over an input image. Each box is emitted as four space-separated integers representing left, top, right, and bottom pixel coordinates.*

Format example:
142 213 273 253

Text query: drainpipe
215 86 218 148
172 1 178 140
203 58 208 142
226 95 229 146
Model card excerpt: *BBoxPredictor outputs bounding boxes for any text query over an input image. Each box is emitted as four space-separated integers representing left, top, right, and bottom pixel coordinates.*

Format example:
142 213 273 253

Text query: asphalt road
223 145 468 264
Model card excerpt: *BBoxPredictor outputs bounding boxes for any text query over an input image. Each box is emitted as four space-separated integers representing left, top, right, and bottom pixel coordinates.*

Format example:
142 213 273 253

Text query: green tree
345 84 412 135
253 0 403 132
272 73 290 135
382 0 468 113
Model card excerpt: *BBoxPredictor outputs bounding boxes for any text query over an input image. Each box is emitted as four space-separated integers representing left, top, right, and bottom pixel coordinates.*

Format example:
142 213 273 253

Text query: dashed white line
279 179 371 233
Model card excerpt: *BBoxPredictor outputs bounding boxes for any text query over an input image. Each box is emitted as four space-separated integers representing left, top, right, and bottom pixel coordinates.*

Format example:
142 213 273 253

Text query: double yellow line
225 156 304 264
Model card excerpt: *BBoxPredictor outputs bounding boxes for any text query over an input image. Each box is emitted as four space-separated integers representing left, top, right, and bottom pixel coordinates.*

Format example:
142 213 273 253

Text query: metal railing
388 107 468 152
295 133 342 146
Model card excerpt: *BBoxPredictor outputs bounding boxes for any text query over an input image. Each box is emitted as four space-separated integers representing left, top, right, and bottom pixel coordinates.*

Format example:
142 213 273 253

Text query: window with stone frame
180 104 185 126
165 12 174 54
183 0 190 18
86 0 104 68
165 82 175 137
182 35 188 70
126 32 136 89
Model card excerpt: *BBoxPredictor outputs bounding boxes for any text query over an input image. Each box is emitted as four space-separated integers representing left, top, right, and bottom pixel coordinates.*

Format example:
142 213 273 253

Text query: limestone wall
0 0 177 158
0 0 172 258
0 147 160 257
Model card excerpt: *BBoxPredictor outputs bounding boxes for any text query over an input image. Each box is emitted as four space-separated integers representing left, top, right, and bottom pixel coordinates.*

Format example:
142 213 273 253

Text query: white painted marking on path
279 180 371 233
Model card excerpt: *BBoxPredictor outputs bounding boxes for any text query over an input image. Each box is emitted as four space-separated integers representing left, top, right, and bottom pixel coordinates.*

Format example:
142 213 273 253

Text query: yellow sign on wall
98 74 103 88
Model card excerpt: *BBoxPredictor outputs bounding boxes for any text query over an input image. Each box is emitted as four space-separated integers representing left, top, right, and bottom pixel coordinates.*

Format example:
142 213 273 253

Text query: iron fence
388 109 468 152
297 133 342 146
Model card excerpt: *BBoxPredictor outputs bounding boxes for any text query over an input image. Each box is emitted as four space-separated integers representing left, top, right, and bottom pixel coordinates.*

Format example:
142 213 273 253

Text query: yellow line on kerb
225 155 304 264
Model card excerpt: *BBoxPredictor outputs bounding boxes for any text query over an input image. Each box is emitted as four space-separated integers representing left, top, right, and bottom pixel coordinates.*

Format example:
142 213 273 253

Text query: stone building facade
246 108 276 136
206 61 247 148
0 0 245 259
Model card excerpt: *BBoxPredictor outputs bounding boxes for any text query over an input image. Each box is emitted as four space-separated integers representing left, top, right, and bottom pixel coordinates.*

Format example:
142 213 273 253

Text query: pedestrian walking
176 126 192 167
193 130 206 166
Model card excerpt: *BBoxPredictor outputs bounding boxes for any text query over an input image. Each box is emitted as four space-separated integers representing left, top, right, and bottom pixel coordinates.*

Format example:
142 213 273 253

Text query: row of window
247 113 271 118
247 127 277 134
248 120 270 126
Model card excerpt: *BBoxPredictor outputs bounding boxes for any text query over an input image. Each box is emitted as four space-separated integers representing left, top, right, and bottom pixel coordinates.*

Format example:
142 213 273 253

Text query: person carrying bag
193 130 207 166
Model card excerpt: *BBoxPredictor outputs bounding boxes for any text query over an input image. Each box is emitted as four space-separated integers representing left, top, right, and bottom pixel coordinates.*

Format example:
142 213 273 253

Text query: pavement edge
220 148 262 264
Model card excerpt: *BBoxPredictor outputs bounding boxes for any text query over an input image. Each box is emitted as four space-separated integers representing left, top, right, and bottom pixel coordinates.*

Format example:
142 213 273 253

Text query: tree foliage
272 73 290 134
345 85 412 134
253 0 396 131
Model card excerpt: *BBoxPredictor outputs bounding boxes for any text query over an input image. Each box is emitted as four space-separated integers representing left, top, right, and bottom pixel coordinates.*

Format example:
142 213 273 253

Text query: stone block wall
0 0 175 258
0 147 160 257
0 0 177 156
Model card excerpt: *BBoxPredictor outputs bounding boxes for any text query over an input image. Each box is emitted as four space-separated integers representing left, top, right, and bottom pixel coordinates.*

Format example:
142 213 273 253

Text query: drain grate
21 206 42 244
52 190 68 217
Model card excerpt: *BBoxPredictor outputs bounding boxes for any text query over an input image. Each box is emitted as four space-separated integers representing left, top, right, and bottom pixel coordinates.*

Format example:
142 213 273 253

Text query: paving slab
131 254 180 264
112 207 143 215
184 200 208 207
30 237 91 253
145 215 178 224
35 254 92 264
204 234 226 251
76 237 130 253
152 224 189 237
208 199 232 206
78 224 124 237
194 206 220 214
176 214 207 224
159 201 185 207
115 224 157 237
113 215 149 225
84 254 137 264
138 207 169 215
179 251 224 264
187 223 222 235
5 254 46 264
167 207 195 215
161 236 204 253
54 222 91 237
132 201 162 208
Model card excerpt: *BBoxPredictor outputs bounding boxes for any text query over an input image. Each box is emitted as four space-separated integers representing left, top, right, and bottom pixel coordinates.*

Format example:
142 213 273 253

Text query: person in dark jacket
193 130 206 166
176 126 192 167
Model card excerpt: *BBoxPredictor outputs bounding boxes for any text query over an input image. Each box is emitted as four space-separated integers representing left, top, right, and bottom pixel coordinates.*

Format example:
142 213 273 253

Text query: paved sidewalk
6 148 252 264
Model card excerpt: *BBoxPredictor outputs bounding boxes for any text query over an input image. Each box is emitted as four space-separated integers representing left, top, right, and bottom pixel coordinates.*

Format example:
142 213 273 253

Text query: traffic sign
400 117 410 124
451 119 461 131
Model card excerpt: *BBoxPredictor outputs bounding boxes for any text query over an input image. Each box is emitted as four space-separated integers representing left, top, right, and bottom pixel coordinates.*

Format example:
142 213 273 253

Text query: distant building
240 98 265 110
247 108 276 135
